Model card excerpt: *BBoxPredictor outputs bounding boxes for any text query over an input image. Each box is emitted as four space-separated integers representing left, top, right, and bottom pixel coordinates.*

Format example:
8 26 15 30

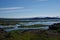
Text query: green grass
18 24 48 28
4 30 60 40
0 29 60 40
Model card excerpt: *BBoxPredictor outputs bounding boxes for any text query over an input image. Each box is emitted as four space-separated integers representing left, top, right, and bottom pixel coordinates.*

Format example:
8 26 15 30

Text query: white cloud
0 7 24 11
37 0 48 1
0 7 32 13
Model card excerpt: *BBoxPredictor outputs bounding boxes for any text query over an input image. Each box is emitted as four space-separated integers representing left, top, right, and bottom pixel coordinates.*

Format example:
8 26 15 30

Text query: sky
0 0 60 18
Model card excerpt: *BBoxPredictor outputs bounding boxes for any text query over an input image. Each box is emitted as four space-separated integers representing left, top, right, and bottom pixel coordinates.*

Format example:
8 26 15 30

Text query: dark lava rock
49 23 60 30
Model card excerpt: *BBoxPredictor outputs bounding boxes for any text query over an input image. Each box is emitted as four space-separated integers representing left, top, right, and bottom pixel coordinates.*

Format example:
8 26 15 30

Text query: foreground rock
49 23 60 30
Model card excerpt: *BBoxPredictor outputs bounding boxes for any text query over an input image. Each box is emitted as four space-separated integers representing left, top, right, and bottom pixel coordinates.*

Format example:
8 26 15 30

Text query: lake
3 21 60 32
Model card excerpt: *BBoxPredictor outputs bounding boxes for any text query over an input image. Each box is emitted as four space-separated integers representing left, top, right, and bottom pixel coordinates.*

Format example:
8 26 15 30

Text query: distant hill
0 17 60 21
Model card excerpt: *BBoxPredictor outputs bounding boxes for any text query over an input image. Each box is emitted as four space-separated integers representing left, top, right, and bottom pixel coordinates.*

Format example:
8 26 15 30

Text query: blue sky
0 0 60 18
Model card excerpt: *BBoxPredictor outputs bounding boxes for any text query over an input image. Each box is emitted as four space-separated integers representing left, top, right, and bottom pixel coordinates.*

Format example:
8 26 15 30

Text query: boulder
49 23 60 30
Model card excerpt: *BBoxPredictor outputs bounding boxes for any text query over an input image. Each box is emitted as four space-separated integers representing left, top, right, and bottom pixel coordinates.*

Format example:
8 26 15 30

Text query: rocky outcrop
49 23 60 30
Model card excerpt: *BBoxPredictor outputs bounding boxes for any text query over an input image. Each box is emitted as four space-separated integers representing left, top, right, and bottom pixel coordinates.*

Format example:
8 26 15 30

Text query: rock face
49 23 60 30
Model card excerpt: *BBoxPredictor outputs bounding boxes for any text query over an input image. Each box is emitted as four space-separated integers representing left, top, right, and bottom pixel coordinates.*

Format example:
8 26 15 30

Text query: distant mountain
31 17 60 20
0 17 60 21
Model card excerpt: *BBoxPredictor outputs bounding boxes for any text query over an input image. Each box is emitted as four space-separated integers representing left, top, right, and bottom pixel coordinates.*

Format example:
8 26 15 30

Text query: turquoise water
0 21 60 32
5 26 49 32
